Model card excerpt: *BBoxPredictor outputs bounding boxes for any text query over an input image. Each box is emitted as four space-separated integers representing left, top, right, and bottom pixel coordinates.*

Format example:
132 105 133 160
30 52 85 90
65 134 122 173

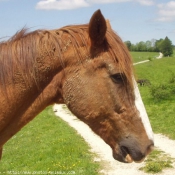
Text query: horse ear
106 19 112 29
89 9 107 47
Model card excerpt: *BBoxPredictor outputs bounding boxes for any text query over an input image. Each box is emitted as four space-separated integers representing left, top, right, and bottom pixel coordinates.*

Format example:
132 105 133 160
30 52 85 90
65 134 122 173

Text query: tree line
124 36 174 57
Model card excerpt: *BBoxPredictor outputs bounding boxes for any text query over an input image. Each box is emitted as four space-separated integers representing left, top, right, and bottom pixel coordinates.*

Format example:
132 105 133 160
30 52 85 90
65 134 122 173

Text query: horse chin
112 147 145 163
112 150 133 163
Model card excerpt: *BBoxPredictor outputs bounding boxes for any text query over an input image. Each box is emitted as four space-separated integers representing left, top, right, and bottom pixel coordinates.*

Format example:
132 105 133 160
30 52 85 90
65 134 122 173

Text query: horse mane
0 28 42 90
0 24 133 91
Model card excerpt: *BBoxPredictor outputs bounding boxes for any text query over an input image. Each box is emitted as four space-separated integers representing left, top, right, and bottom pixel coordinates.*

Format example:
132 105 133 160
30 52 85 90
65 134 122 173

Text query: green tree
160 36 173 56
145 40 152 51
155 39 164 52
137 41 146 51
124 41 132 51
130 44 136 51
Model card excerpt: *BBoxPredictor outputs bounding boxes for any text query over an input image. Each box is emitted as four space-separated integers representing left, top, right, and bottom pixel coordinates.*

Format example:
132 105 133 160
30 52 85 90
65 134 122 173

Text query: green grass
1 52 175 175
131 52 159 63
134 57 175 140
139 149 174 174
0 107 99 175
133 53 175 173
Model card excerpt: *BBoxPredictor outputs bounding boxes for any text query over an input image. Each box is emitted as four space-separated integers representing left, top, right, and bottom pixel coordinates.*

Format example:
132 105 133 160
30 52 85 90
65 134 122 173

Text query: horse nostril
147 142 154 155
119 107 126 113
121 146 130 156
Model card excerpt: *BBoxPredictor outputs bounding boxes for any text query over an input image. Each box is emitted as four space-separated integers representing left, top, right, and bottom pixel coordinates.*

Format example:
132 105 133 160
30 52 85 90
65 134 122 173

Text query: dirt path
133 60 150 65
53 104 175 175
133 53 163 66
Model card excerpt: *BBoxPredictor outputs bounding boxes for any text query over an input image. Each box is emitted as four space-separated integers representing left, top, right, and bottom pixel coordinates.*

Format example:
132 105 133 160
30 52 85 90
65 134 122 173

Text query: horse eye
111 73 125 84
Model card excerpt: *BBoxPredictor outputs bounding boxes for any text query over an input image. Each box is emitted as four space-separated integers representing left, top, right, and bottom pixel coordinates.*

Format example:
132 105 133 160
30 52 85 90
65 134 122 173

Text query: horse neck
0 31 66 142
0 27 89 107
0 28 90 149
0 30 66 106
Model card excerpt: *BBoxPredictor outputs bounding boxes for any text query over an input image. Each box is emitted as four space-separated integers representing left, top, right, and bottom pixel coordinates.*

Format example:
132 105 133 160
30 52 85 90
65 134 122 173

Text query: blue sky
0 0 175 45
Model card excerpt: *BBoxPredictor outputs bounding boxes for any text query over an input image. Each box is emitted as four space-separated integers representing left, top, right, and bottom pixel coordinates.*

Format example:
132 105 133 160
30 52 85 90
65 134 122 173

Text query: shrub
148 56 153 61
149 72 175 101
169 72 175 84
150 84 171 100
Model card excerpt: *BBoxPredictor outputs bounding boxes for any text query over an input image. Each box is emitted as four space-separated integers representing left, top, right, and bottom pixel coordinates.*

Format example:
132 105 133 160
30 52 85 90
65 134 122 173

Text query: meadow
132 52 175 173
0 107 99 174
133 54 175 140
0 51 175 174
131 52 159 62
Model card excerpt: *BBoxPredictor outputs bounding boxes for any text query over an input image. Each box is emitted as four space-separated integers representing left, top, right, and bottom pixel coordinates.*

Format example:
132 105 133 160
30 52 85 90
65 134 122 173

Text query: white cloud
36 0 89 10
36 0 155 10
135 0 154 6
157 1 175 22
88 0 131 3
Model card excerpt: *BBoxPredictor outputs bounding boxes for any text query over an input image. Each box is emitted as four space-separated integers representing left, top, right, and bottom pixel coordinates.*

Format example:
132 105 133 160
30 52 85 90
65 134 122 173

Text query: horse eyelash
110 73 125 84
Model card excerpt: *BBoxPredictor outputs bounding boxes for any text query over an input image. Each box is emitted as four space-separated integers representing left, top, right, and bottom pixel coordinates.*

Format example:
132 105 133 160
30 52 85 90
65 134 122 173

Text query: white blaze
134 79 154 141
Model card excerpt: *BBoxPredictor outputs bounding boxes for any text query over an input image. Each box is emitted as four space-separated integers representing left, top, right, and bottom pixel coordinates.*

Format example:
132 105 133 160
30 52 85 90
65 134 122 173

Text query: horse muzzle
112 137 154 163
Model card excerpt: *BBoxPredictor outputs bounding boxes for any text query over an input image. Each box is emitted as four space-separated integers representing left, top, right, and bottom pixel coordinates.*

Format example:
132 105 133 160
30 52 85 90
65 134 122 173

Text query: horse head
59 10 154 163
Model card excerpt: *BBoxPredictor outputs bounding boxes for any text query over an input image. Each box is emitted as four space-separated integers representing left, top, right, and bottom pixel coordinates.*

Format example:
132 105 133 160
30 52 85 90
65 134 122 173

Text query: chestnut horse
0 10 154 163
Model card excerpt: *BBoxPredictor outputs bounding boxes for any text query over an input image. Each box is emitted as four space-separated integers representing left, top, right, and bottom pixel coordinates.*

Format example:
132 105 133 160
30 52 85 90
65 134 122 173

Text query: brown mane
0 24 133 93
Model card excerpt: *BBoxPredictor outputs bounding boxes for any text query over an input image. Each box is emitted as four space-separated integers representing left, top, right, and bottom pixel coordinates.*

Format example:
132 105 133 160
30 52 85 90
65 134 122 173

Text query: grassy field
0 107 99 174
0 51 175 174
131 52 159 62
132 52 175 173
133 55 175 140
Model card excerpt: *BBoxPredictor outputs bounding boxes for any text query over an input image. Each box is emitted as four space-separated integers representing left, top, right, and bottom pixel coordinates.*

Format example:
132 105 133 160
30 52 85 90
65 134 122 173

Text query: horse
137 79 151 86
0 9 154 163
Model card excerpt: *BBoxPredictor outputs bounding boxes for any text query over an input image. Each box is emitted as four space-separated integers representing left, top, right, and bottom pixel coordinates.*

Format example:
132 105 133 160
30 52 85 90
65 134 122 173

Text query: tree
124 41 132 51
137 41 146 51
124 37 174 54
155 39 164 52
160 36 173 57
151 39 156 48
145 40 152 51
130 44 136 51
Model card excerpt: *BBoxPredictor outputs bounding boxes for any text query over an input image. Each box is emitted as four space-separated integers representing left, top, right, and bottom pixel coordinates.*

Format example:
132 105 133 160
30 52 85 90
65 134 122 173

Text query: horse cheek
62 75 90 118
